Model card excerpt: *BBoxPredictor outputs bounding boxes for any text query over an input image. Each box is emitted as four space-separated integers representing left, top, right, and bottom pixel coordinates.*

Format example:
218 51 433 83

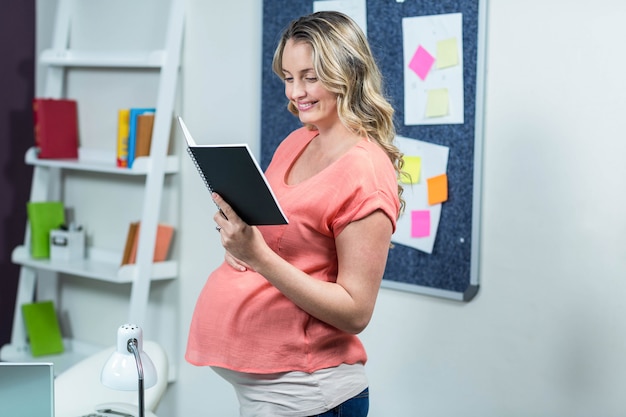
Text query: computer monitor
0 362 54 417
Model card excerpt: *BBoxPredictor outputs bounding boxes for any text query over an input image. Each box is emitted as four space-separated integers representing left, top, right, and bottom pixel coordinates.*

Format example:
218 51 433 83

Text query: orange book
122 221 174 265
121 222 140 264
134 113 155 159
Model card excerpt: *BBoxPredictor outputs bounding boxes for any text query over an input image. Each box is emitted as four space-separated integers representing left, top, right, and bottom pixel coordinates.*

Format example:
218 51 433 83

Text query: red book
33 98 79 159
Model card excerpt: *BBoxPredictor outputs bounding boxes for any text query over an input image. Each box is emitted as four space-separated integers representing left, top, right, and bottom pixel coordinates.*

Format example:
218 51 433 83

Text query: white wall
161 0 263 415
37 0 626 416
170 1 626 416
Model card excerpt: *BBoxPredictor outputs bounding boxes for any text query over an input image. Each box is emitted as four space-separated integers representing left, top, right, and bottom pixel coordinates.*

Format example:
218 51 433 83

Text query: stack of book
116 108 155 168
121 221 174 265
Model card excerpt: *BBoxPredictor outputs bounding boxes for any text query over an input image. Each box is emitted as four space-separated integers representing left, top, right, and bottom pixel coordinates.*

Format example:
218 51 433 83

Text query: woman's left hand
224 250 253 272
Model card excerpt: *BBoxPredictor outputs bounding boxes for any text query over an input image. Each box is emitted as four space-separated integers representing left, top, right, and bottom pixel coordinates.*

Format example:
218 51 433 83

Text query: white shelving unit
1 0 184 375
23 147 180 175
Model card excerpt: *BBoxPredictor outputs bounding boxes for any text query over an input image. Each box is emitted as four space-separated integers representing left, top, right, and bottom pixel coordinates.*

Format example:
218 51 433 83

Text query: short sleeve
330 142 400 237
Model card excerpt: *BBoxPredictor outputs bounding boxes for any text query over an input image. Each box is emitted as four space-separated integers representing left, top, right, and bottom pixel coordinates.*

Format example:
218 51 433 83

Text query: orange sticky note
427 173 448 205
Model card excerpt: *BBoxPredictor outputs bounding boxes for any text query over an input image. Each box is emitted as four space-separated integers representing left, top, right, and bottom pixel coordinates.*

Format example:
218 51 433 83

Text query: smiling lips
296 101 316 111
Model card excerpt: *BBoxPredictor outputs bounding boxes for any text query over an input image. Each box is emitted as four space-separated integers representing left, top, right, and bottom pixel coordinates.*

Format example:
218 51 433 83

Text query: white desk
68 402 157 417
54 341 168 417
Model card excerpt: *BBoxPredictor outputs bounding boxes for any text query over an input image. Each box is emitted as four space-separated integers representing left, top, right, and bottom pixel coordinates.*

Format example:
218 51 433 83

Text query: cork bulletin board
260 0 487 301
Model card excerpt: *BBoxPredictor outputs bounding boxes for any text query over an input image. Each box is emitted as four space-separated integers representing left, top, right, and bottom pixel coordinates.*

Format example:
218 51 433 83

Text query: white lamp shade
101 324 157 391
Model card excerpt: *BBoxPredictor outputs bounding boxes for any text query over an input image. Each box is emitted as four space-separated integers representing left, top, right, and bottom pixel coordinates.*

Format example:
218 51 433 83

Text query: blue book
127 108 155 168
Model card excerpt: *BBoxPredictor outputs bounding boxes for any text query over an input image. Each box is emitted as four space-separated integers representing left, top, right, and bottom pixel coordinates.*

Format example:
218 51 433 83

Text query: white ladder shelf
1 0 184 375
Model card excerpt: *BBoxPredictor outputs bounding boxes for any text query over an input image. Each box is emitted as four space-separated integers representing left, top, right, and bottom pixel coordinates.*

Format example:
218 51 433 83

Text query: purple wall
0 0 35 345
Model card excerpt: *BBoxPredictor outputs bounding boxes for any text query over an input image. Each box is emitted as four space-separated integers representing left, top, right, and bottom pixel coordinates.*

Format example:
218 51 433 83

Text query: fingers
212 193 231 220
213 192 250 233
224 251 248 272
212 193 258 269
213 195 228 227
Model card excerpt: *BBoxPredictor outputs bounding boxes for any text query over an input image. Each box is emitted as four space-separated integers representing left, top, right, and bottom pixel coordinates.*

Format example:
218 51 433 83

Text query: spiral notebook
177 116 288 225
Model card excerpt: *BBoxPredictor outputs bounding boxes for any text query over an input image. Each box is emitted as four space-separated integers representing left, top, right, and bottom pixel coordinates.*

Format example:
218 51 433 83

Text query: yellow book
116 109 130 167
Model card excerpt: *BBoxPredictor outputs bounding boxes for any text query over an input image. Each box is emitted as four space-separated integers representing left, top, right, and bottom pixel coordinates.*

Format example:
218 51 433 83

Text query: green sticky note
21 301 64 357
436 38 459 69
27 201 65 258
426 88 449 118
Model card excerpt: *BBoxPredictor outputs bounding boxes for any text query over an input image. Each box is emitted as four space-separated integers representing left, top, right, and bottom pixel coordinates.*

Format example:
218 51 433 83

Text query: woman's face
281 39 339 130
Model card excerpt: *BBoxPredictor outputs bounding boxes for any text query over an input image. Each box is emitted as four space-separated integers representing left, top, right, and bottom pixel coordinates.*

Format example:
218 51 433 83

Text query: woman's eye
283 77 294 83
305 77 318 83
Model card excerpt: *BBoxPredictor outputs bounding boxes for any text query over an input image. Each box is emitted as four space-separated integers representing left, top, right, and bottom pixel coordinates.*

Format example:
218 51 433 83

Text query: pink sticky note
411 210 431 238
408 45 435 81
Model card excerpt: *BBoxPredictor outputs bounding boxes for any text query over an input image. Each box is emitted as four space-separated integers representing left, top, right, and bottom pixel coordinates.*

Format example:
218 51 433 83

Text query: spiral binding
187 147 213 193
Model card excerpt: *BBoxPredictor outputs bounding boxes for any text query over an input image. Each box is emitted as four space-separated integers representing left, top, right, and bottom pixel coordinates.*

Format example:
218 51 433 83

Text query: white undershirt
212 363 368 417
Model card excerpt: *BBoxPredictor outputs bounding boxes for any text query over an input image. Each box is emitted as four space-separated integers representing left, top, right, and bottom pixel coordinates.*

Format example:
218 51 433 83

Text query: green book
26 201 65 258
21 300 65 357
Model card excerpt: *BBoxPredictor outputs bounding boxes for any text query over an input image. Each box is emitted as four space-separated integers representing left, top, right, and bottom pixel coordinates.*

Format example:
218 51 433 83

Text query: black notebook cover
178 117 288 226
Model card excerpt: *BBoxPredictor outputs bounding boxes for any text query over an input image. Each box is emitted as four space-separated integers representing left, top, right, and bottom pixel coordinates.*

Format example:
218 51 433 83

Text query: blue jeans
309 387 369 417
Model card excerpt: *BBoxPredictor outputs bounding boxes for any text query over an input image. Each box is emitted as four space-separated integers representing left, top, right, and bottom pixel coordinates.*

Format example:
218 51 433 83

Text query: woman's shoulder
343 139 399 197
348 139 395 174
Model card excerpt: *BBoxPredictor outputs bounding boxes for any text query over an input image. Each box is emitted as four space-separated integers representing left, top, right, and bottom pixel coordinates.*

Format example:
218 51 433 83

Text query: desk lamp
101 324 157 417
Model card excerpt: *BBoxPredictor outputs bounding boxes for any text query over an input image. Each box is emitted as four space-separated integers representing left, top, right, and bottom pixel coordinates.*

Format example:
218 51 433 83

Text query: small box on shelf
50 225 85 261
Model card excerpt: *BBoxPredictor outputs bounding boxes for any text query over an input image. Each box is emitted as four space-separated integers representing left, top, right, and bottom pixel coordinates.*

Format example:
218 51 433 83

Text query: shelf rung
11 246 177 283
25 147 179 175
41 49 166 68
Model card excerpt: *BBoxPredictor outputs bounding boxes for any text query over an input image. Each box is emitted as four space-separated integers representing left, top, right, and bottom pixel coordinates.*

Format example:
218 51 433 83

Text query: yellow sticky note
425 88 449 118
400 155 421 184
427 173 448 205
436 38 459 69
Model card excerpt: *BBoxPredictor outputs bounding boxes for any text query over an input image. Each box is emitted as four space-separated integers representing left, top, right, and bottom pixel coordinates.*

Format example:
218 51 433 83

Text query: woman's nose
289 80 306 99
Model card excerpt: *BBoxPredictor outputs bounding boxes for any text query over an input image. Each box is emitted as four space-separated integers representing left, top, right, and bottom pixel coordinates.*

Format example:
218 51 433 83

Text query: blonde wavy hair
272 11 405 214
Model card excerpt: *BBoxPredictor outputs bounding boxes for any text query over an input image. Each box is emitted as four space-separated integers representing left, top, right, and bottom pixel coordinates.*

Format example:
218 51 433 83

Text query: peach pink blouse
185 127 399 373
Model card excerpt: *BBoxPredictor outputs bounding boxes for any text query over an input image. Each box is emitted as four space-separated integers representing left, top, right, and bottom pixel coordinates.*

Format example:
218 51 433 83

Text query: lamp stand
126 338 146 417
